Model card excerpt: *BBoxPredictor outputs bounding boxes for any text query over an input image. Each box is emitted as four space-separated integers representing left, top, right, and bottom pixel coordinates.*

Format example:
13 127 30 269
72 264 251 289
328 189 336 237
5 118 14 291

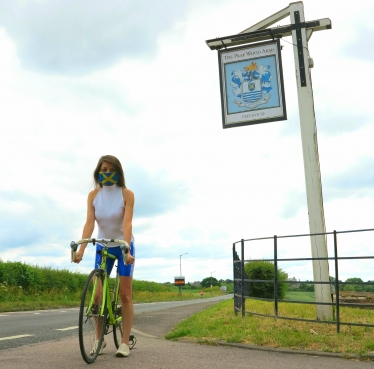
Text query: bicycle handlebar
70 238 130 263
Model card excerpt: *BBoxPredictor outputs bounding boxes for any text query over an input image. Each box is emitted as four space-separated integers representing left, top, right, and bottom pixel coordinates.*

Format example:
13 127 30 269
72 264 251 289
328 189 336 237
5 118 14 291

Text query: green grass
0 283 224 312
0 260 231 311
0 285 82 312
283 291 315 301
165 298 374 359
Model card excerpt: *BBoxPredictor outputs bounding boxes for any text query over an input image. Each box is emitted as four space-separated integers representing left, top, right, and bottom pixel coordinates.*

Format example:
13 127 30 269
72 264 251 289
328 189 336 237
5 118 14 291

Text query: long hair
93 155 126 188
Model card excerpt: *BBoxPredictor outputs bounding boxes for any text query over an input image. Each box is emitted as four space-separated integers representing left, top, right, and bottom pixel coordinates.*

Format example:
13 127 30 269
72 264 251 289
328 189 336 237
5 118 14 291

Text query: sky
0 0 373 284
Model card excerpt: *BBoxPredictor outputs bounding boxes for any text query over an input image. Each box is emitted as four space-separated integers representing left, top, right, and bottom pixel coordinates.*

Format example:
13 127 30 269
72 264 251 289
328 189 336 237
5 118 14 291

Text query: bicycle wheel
79 269 107 364
112 274 123 348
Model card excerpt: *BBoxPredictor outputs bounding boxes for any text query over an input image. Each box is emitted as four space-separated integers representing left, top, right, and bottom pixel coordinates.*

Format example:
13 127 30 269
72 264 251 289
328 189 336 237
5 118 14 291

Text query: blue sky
0 0 373 283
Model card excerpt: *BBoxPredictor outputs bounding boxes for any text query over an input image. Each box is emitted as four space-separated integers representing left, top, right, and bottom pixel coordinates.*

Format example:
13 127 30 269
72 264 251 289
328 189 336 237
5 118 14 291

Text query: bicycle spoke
79 269 107 364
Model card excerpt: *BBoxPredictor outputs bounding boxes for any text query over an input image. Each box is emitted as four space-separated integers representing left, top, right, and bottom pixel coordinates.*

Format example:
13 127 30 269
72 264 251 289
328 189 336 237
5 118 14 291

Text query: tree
244 260 288 299
365 281 374 293
345 277 364 292
299 282 314 292
201 277 219 288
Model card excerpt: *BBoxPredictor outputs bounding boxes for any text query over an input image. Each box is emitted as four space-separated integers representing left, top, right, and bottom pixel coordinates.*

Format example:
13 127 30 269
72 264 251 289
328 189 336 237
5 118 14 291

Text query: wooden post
289 1 332 320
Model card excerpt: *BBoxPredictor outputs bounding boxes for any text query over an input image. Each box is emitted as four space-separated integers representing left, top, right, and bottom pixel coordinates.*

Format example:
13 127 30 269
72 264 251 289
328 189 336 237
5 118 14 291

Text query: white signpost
206 1 333 320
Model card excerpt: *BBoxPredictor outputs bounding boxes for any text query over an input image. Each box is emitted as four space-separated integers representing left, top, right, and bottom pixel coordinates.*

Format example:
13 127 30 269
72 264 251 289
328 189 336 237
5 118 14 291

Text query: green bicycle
70 238 136 364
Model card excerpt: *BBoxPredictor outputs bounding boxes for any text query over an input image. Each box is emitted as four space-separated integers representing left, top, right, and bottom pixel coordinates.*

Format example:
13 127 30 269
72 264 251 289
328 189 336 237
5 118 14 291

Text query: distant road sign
174 277 185 286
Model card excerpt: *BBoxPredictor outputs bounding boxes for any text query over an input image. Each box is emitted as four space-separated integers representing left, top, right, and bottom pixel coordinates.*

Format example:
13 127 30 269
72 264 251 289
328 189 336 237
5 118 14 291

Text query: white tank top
93 185 134 247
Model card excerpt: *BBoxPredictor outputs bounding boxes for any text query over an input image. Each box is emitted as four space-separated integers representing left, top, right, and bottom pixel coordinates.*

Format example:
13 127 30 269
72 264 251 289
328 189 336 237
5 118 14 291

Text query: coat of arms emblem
230 62 272 109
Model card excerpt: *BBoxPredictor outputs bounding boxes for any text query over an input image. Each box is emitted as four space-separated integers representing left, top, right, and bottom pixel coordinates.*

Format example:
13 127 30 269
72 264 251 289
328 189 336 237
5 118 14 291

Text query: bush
202 286 220 293
0 260 6 284
223 283 234 293
244 260 288 299
133 280 173 292
0 261 87 292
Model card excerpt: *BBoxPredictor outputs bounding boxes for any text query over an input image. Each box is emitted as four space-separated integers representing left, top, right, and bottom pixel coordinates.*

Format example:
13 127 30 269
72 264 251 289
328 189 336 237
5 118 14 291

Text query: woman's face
100 161 116 173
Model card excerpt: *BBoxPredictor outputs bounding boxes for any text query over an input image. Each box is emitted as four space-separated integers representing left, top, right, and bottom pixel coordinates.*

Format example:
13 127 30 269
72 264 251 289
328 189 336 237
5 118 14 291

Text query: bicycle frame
87 246 122 330
71 238 129 327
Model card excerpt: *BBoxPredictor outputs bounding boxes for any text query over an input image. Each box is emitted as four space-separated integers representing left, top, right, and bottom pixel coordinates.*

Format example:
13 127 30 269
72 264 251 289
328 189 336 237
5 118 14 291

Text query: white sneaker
115 343 130 357
90 339 106 355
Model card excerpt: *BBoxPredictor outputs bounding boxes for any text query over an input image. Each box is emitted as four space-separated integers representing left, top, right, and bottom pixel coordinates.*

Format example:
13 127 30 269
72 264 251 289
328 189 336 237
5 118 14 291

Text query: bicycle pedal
91 304 99 315
129 335 137 350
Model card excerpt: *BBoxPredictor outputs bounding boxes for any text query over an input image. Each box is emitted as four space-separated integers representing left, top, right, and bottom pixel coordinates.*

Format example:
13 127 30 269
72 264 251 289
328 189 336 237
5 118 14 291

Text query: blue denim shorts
94 242 135 277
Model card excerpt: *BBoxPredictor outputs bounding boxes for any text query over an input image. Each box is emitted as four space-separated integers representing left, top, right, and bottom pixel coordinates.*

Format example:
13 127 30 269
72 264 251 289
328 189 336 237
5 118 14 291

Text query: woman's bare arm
122 188 135 264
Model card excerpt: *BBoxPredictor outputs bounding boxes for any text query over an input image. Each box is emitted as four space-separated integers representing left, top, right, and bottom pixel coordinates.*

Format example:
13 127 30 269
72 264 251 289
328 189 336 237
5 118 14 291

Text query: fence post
241 238 245 318
233 243 237 315
333 230 340 333
274 235 278 319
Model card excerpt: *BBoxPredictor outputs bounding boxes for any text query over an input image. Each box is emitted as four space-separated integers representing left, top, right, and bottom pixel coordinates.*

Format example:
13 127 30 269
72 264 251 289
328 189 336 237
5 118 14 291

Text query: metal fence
233 228 374 333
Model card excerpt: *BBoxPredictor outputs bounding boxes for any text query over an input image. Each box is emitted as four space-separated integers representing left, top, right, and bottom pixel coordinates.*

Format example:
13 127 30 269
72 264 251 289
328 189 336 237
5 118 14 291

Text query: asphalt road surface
0 295 232 351
0 295 373 369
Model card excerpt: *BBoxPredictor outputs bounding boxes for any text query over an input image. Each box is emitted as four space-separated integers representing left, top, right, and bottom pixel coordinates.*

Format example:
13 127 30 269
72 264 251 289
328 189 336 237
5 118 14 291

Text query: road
0 295 232 350
0 294 373 369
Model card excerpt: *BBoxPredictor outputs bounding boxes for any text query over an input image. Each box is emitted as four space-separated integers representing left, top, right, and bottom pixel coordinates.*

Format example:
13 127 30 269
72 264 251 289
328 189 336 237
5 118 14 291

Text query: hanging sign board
218 40 287 129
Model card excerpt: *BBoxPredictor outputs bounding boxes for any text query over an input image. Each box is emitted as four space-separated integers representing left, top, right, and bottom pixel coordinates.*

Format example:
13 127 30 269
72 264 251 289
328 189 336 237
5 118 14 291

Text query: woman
74 155 135 358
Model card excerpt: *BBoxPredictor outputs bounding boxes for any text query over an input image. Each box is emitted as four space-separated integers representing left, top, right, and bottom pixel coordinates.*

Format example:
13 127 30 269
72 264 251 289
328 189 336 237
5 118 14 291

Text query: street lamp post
179 253 188 295
210 271 215 289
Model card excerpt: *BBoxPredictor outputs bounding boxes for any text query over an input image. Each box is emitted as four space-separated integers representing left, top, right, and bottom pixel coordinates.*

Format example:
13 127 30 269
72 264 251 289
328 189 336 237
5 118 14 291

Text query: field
0 260 232 312
283 291 316 301
0 279 226 312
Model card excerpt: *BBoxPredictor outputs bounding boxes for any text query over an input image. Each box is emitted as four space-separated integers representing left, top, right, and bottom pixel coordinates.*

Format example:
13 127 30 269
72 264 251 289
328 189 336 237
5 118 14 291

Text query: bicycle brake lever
70 241 78 262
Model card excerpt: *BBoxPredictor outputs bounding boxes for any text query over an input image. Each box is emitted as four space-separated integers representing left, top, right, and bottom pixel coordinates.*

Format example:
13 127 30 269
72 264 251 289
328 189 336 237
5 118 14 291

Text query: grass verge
0 288 224 312
165 299 374 359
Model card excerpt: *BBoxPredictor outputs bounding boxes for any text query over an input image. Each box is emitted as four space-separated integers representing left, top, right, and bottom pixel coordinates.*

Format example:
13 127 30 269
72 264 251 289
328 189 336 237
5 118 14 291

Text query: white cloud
0 0 188 75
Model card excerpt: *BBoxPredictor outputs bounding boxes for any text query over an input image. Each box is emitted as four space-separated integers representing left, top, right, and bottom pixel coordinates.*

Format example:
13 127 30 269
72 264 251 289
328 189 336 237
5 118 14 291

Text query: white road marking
34 313 40 314
0 315 8 317
56 326 78 331
0 334 34 341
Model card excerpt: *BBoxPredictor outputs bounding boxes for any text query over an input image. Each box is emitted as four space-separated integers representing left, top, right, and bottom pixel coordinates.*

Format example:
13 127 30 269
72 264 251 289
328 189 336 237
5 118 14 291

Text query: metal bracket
205 18 331 50
294 11 306 87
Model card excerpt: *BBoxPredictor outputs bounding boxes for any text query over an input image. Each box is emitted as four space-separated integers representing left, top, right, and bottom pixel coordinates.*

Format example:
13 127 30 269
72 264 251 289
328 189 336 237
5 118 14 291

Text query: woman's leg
119 276 133 346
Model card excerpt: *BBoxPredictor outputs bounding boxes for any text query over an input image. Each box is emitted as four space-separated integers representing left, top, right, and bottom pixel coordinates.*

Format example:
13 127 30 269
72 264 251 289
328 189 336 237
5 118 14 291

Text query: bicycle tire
112 276 123 349
78 269 107 364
